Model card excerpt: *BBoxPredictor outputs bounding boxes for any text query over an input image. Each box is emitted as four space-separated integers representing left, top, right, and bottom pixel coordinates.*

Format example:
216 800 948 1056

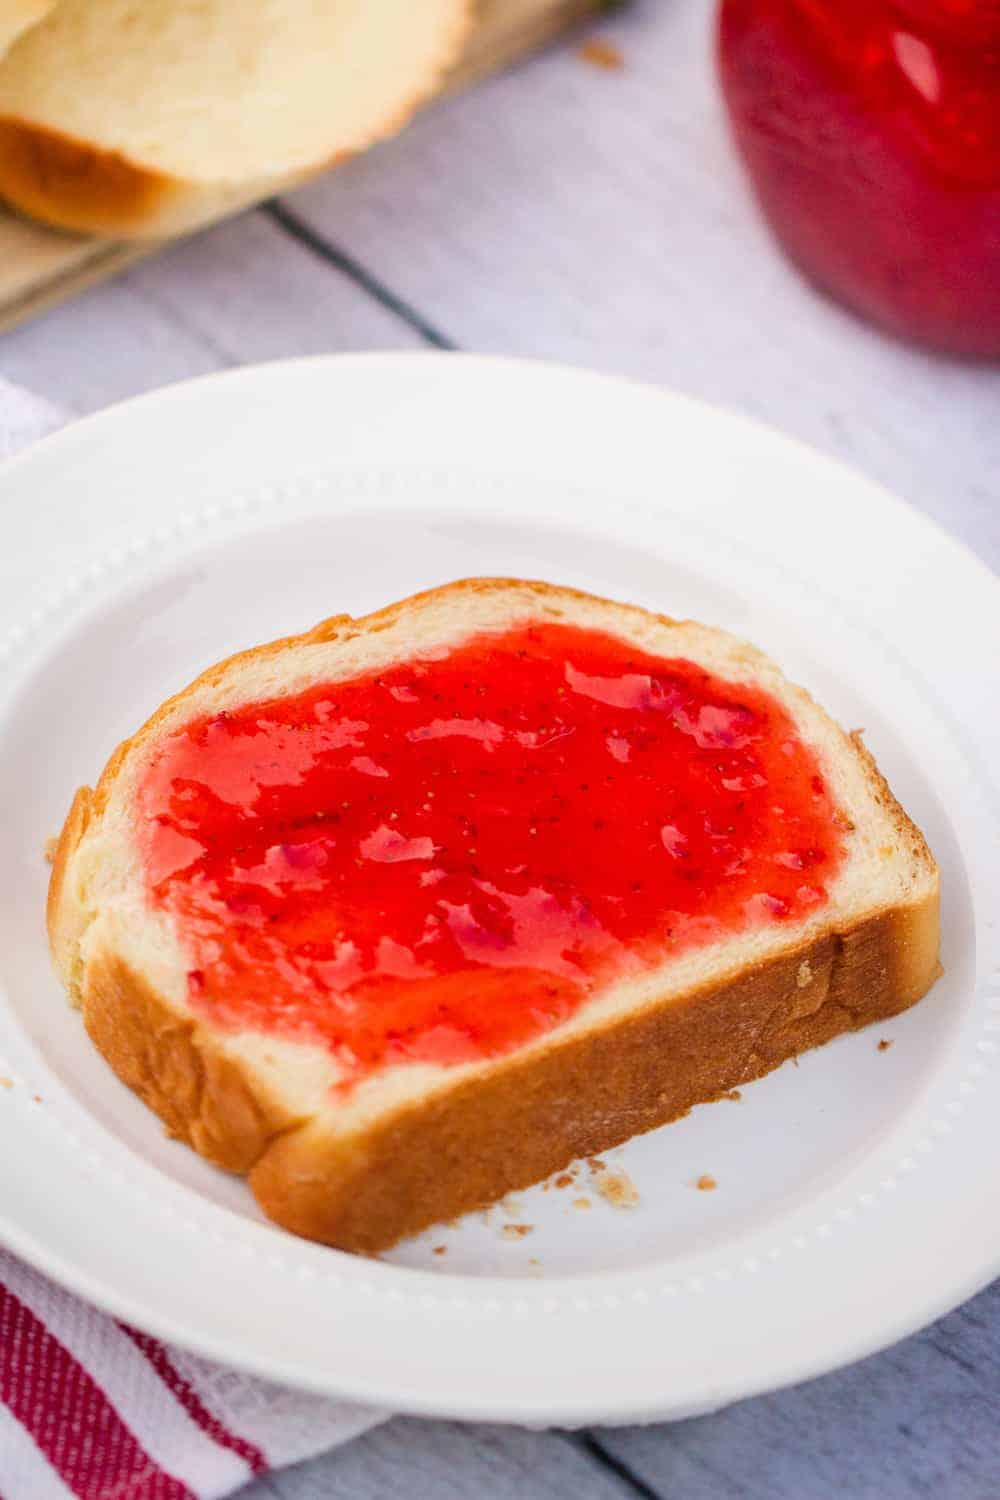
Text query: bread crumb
578 37 624 70
44 836 58 864
721 1089 742 1102
555 1173 575 1189
587 1157 606 1172
502 1223 533 1240
500 1196 524 1220
32 1095 42 1104
878 1038 893 1052
433 1245 447 1256
593 1168 640 1210
696 1174 717 1191
572 1197 592 1210
0 1078 12 1089
528 1257 540 1266
796 960 812 988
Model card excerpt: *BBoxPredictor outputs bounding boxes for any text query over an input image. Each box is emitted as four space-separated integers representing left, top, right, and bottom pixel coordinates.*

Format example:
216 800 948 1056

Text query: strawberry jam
139 622 846 1087
719 0 1000 356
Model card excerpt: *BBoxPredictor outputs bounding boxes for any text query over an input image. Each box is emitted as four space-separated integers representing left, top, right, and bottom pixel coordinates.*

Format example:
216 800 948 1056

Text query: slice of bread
0 0 469 236
48 580 940 1253
0 0 53 60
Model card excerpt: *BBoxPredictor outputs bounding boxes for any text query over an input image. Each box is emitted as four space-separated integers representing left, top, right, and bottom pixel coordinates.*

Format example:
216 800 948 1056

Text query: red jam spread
718 0 1000 356
139 622 846 1087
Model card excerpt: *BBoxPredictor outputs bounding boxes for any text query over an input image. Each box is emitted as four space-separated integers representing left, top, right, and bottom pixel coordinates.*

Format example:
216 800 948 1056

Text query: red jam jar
717 0 1000 356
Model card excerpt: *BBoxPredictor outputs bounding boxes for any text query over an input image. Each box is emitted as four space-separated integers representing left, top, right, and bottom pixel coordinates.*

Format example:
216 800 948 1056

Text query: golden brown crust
0 0 55 53
249 890 941 1252
848 729 936 874
47 787 303 1170
0 117 181 234
0 1 471 237
85 579 676 822
46 578 942 1253
82 952 303 1172
57 882 939 1252
46 783 93 996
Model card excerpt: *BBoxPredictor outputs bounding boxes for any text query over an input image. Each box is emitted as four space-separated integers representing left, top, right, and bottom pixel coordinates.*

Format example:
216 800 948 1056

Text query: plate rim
0 352 997 1423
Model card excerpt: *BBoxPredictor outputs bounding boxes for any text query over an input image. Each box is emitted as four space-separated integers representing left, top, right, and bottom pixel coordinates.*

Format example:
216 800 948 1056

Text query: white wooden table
4 3 997 1495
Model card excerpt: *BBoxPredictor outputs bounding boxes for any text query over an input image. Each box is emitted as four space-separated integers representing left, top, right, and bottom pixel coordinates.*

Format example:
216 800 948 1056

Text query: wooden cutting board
0 0 606 333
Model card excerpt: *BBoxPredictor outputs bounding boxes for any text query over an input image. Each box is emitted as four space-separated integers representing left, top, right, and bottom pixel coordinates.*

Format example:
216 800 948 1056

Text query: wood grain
281 0 1000 572
600 1280 1000 1500
257 1416 641 1500
2 210 424 413
237 1282 1000 1500
3 1 998 1494
245 1419 637 1500
0 0 605 333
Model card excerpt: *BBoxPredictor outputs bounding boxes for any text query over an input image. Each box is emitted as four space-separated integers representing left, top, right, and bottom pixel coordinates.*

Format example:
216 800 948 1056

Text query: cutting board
0 0 606 333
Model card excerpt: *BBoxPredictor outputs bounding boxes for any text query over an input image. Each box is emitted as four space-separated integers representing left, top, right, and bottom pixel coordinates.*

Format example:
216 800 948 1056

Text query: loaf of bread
0 0 52 58
0 0 469 235
48 580 940 1252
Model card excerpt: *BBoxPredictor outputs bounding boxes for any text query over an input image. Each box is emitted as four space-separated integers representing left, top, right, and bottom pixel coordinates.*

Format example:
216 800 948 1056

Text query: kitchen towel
0 377 385 1500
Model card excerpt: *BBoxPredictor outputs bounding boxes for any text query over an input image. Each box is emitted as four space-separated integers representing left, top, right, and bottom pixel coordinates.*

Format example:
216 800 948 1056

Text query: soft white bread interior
0 0 53 59
0 0 470 235
48 580 941 1251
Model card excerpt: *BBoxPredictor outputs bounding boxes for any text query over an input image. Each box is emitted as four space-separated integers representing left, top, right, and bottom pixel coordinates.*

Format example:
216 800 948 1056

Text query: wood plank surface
2 210 425 413
2 2 997 1497
243 1282 1000 1500
251 1421 639 1500
599 1280 1000 1500
0 0 604 333
281 0 1000 572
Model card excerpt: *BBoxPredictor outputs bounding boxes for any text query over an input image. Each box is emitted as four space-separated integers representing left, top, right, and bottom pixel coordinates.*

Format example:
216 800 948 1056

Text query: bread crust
0 0 471 237
250 891 940 1252
76 579 687 827
47 579 942 1253
0 118 182 235
0 0 54 57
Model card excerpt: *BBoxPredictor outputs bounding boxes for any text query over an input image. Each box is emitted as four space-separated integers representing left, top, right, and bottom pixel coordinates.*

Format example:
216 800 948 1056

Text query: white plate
0 354 996 1425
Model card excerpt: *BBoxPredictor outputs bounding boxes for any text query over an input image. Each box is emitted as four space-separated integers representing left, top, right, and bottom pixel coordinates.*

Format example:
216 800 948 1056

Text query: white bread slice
48 580 940 1252
0 0 470 236
0 0 53 59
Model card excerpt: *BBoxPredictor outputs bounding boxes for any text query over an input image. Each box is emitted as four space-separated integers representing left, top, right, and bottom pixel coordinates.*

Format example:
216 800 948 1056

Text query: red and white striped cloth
0 380 385 1499
0 1249 381 1499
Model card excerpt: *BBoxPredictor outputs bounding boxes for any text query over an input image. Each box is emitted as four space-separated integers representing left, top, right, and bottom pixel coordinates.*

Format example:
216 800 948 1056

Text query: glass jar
717 0 1000 357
